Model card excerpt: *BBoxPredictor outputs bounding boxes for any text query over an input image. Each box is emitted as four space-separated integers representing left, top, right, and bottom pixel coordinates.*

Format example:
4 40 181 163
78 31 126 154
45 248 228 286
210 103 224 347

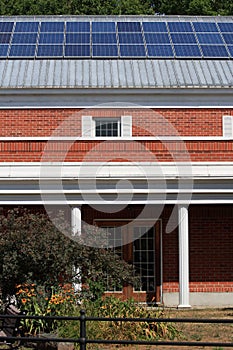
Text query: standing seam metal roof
0 16 233 89
0 59 232 89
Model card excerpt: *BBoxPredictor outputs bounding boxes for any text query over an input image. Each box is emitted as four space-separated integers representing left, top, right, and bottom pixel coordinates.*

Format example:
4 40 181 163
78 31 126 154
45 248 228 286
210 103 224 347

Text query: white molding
1 161 233 179
0 88 233 107
0 105 233 109
0 136 230 141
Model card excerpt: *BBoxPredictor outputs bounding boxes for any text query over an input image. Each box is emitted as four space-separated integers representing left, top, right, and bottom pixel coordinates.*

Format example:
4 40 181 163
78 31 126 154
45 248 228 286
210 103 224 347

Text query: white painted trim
2 161 233 179
2 199 233 205
0 105 233 109
0 136 229 141
0 161 233 165
0 88 233 108
2 189 233 194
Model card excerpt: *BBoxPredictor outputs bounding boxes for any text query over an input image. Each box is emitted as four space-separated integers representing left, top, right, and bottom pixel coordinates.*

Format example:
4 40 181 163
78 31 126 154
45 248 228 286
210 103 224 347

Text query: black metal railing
1 310 233 349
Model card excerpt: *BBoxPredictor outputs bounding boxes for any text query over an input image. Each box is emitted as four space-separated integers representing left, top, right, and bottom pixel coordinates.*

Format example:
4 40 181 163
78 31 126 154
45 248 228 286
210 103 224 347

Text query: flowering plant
16 282 77 335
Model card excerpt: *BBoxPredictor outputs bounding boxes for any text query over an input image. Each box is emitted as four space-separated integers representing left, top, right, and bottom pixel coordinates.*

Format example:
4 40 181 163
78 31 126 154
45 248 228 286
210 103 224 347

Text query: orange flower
21 298 27 304
16 289 24 295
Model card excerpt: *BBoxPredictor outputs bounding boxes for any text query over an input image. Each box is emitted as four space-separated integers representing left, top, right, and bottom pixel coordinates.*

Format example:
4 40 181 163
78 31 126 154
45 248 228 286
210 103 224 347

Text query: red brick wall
82 204 233 294
163 205 233 293
0 108 231 137
0 140 233 162
3 204 233 294
0 107 232 162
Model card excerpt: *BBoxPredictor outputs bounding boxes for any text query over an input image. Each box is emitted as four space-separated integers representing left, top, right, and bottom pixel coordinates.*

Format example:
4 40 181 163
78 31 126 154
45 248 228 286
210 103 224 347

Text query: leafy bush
0 208 139 300
58 296 179 347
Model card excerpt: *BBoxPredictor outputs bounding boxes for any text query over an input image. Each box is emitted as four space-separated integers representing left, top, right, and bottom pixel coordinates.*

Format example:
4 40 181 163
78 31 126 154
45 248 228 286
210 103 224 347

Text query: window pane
95 119 120 137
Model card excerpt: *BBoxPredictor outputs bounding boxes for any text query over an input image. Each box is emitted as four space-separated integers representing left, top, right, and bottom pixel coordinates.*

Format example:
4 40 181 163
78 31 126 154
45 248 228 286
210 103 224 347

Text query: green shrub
58 296 179 348
0 208 139 300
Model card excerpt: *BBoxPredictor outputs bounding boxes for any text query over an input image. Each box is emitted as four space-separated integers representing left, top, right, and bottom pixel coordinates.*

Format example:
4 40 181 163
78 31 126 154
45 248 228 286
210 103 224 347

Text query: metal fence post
80 309 86 350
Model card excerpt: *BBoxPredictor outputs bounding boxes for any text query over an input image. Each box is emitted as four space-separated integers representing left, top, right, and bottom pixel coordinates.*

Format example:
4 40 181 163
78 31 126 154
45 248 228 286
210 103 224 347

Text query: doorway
95 220 161 303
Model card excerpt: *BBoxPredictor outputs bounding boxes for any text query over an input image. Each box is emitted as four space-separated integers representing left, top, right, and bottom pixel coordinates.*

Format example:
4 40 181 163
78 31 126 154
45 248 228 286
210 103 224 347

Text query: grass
86 307 233 349
11 307 233 349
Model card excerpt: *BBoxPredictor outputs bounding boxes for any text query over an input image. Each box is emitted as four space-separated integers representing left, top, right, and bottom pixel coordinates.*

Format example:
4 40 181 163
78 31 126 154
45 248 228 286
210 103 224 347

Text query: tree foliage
0 208 137 300
0 0 232 15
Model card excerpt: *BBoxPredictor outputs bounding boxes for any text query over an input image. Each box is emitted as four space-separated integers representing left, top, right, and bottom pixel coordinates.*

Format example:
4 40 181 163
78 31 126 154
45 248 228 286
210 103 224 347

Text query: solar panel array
0 20 232 59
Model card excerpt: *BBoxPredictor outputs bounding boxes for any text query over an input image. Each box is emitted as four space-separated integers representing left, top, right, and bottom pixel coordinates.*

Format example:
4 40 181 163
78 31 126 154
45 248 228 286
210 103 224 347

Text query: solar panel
201 44 229 57
147 44 173 57
144 33 170 44
196 33 224 44
218 22 233 32
93 44 118 57
0 44 9 56
92 22 115 32
193 22 218 32
227 45 233 57
174 44 201 57
222 33 233 45
66 33 90 44
39 33 64 44
14 21 39 32
118 33 144 44
40 22 64 32
92 33 117 44
142 22 167 32
117 22 141 32
168 22 193 32
0 19 232 60
171 33 197 44
12 33 38 44
120 44 146 57
0 22 14 32
64 44 90 57
9 44 36 57
66 21 90 32
37 44 63 57
0 33 11 44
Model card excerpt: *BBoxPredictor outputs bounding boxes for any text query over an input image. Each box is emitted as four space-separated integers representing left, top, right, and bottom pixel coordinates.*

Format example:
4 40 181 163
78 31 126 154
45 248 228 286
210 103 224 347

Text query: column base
178 304 191 309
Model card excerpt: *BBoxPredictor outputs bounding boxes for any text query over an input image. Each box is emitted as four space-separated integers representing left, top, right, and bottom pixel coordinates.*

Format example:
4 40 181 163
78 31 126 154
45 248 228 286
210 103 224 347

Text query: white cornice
0 88 233 107
0 136 230 141
0 162 233 180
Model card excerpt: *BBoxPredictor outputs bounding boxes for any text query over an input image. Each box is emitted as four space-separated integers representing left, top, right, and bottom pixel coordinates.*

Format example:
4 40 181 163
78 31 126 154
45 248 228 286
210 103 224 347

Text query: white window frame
82 115 132 138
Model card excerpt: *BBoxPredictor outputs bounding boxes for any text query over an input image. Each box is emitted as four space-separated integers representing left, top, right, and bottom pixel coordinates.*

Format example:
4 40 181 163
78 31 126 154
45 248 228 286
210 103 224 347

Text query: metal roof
0 16 232 90
0 59 232 89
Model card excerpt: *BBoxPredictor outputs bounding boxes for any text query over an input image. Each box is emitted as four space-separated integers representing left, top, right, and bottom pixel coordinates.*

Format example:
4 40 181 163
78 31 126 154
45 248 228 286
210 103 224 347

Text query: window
82 115 132 137
100 225 155 293
95 118 121 137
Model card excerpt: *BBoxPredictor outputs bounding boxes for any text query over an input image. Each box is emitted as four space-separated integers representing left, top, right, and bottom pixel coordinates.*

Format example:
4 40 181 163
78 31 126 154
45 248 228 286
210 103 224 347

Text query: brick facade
1 107 233 299
81 204 233 294
0 107 233 162
0 107 231 137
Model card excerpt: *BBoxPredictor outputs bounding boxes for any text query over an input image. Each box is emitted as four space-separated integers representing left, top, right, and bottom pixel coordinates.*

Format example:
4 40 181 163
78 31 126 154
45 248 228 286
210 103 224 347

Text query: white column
178 205 191 308
71 206 81 236
71 206 82 292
